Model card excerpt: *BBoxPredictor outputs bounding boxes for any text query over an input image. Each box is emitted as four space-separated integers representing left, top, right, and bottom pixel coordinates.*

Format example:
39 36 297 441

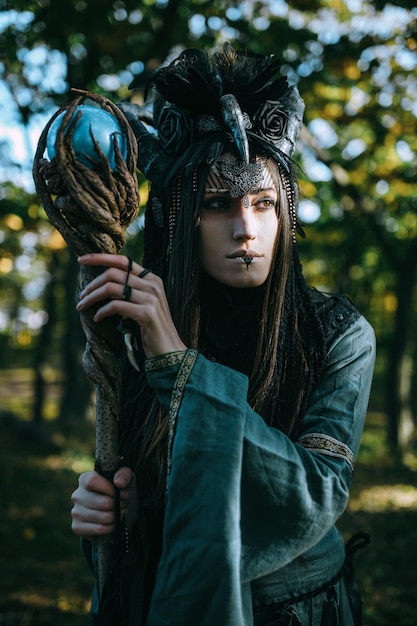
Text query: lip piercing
242 255 253 270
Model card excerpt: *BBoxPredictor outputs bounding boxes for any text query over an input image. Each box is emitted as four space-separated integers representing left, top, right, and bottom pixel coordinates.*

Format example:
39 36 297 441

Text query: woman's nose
232 202 256 241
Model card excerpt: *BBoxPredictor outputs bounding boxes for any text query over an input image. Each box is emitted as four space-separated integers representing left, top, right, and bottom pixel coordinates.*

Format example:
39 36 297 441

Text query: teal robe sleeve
144 315 375 626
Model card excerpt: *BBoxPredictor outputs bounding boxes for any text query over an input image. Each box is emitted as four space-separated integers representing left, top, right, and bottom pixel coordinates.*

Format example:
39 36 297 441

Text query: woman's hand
76 253 186 359
71 467 138 538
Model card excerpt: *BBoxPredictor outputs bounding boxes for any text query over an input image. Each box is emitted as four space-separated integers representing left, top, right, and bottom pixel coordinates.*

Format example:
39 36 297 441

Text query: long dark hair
119 156 326 508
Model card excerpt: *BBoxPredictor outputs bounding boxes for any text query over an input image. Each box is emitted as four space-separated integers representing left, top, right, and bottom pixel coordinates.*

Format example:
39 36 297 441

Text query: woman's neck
200 272 266 307
199 273 266 375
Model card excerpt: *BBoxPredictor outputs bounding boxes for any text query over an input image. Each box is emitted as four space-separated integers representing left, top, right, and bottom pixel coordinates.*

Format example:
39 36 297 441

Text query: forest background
0 0 416 624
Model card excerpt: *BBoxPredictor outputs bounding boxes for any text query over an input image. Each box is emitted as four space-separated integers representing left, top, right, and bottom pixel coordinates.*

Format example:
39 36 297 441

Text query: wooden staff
33 90 139 600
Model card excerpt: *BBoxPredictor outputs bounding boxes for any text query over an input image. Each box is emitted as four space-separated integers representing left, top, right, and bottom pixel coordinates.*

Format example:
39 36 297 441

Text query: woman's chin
211 269 268 289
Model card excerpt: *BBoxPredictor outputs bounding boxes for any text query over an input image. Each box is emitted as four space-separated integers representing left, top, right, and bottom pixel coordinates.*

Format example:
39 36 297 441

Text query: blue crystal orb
46 104 127 170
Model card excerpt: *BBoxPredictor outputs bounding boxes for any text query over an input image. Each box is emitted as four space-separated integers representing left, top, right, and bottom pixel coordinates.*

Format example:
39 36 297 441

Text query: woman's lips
227 250 261 259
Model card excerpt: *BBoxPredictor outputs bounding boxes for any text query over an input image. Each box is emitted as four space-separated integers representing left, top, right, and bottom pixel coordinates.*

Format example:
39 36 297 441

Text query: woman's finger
77 470 116 497
76 253 186 357
78 253 150 284
77 258 155 304
79 267 127 297
70 469 133 538
78 253 133 270
76 268 164 323
71 509 117 537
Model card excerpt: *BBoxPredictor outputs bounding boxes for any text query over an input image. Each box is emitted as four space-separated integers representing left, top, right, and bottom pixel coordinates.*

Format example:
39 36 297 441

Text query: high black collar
199 273 266 375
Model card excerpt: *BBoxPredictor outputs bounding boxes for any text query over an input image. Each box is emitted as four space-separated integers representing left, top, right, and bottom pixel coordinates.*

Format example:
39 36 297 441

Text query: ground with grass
0 372 416 625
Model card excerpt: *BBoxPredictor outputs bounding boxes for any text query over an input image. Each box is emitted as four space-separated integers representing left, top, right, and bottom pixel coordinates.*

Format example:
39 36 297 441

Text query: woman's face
199 162 279 288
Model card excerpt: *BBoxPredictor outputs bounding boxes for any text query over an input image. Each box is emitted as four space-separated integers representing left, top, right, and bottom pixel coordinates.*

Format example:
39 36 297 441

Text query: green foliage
0 0 416 449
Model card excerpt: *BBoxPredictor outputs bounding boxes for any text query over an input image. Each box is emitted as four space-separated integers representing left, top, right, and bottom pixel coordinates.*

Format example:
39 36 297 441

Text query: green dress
85 293 375 625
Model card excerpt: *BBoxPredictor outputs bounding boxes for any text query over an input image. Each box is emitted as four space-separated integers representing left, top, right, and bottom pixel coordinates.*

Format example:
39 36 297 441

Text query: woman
71 44 375 625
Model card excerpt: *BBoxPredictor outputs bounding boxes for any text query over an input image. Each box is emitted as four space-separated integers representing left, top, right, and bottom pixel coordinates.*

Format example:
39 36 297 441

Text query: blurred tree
295 15 417 455
0 0 415 453
0 184 59 420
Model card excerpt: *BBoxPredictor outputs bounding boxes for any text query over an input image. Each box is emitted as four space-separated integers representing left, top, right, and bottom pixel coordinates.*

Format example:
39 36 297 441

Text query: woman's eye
255 197 277 211
202 198 231 212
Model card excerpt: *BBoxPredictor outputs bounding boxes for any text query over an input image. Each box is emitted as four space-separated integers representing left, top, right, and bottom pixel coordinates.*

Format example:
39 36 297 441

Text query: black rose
158 105 193 154
253 101 288 143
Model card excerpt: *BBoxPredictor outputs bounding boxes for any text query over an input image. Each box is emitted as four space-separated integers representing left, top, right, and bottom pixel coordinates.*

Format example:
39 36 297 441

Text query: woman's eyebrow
203 188 231 194
250 187 277 195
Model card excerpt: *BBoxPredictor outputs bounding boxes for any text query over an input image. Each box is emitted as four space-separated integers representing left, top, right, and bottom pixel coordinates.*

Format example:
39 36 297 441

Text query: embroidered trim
297 432 355 470
144 350 186 372
166 349 199 498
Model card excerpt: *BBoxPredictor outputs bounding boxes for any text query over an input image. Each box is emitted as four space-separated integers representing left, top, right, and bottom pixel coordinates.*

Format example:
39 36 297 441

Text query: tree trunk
386 259 417 456
32 251 59 423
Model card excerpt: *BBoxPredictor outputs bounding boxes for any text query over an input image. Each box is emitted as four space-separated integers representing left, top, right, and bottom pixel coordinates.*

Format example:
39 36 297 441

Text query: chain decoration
282 170 298 243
